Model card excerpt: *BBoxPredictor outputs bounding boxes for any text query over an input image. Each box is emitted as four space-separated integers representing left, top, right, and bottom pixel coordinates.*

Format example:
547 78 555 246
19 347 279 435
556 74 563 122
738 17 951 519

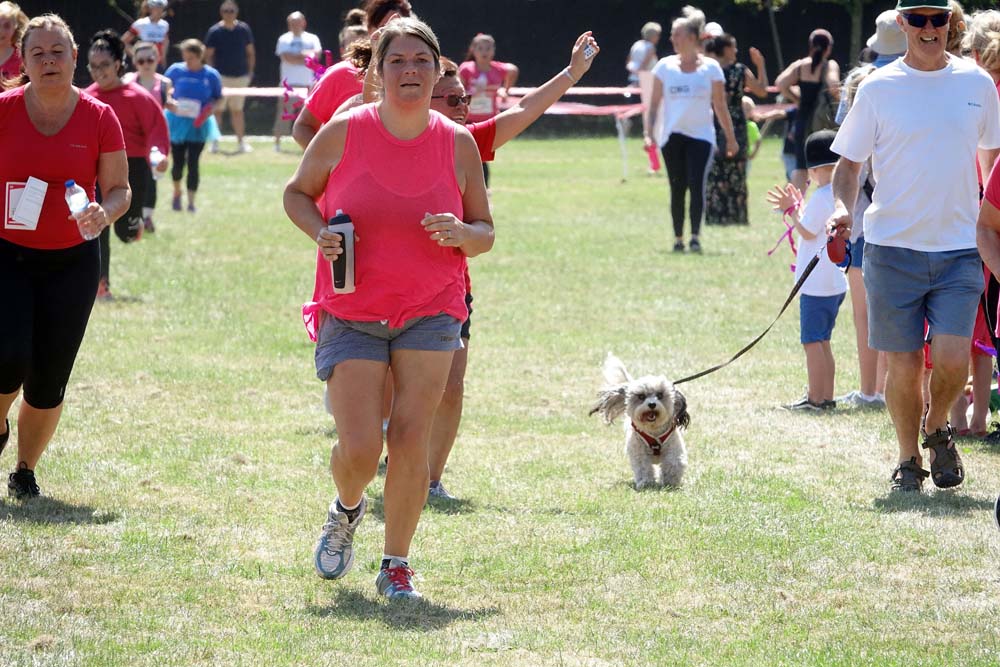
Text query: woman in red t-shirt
85 29 170 299
0 2 26 81
0 15 130 499
284 18 493 599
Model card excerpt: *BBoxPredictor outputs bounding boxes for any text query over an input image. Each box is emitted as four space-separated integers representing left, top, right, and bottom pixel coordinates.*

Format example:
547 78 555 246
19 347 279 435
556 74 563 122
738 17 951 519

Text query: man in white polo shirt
830 0 1000 493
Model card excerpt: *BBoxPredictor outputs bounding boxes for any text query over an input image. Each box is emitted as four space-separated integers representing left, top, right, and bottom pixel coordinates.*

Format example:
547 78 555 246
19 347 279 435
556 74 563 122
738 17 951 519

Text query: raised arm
744 47 769 98
491 32 599 151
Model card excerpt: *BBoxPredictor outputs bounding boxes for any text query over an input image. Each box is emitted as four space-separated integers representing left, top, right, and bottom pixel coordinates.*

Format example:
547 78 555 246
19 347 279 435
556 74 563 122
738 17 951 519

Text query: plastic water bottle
149 146 164 180
64 180 97 240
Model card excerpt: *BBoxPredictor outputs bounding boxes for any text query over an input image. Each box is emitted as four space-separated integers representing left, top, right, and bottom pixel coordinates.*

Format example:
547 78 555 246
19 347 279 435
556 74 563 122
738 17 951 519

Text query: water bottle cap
65 179 75 188
335 209 344 215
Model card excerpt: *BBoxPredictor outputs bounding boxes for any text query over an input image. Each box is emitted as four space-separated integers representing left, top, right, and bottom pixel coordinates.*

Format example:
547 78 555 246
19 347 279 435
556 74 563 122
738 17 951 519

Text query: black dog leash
674 245 842 386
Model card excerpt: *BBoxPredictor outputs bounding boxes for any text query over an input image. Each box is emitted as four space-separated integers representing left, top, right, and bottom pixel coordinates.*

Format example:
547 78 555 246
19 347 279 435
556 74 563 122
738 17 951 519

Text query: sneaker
143 216 155 233
994 493 1000 531
672 241 685 253
313 496 366 580
689 238 702 253
210 140 219 154
376 560 422 600
428 480 456 501
238 141 253 154
187 202 196 214
8 467 40 499
782 395 822 411
983 422 1000 445
171 194 182 211
96 277 113 302
835 390 885 409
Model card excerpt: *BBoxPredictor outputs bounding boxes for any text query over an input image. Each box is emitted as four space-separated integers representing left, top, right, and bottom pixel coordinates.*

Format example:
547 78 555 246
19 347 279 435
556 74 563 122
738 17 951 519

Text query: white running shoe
313 497 366 580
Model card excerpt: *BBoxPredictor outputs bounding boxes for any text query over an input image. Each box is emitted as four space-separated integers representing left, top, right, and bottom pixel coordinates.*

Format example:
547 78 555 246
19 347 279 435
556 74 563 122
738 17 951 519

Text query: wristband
562 68 577 84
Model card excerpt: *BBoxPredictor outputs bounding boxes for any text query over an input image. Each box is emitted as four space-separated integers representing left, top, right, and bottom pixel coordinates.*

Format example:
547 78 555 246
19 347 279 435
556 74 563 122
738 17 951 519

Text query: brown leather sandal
921 426 964 489
890 457 929 492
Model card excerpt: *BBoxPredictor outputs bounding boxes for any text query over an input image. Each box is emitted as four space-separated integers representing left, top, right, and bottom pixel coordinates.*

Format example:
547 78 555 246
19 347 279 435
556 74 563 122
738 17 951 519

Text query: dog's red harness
631 421 677 456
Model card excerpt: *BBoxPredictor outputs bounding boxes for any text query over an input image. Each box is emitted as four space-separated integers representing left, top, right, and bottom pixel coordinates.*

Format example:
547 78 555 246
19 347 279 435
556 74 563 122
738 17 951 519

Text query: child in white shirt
767 129 848 411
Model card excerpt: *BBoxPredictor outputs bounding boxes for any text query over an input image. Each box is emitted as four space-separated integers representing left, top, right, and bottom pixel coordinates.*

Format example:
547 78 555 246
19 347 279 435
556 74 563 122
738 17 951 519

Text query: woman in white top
644 5 736 253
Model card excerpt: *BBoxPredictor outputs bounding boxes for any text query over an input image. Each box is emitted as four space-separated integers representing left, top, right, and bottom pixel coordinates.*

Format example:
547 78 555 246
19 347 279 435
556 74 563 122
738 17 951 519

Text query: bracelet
562 68 577 84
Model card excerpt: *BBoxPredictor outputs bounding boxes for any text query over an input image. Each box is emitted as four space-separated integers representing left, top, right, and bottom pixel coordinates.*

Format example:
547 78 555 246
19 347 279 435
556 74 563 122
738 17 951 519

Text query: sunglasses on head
901 11 951 29
431 94 471 107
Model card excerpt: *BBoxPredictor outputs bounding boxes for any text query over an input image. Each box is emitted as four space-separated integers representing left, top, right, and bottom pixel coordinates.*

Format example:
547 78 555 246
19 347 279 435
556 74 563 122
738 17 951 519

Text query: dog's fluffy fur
589 353 689 488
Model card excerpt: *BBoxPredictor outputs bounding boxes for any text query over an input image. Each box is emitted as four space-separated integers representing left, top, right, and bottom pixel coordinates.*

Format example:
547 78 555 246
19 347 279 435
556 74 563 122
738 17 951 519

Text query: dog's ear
673 388 690 429
589 384 628 423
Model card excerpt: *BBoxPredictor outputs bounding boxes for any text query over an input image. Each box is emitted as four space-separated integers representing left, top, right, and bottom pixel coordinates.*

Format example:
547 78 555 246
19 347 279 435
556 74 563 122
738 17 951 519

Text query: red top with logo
85 81 169 160
0 87 125 250
304 60 362 125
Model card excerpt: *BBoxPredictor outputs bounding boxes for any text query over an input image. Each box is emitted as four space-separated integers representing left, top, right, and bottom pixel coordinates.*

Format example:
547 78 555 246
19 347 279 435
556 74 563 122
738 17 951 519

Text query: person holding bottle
85 29 169 299
0 14 130 499
125 40 175 233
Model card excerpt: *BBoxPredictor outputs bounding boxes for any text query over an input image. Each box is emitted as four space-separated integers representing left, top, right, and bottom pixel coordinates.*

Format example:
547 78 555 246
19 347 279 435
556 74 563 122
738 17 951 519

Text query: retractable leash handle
827 230 847 264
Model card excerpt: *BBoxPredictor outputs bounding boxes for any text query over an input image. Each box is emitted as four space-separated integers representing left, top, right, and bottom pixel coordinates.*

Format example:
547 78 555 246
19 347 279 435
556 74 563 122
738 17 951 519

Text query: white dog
590 353 689 488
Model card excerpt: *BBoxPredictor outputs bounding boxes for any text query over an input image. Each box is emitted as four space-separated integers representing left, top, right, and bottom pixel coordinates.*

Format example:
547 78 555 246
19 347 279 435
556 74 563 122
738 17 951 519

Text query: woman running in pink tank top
284 18 493 601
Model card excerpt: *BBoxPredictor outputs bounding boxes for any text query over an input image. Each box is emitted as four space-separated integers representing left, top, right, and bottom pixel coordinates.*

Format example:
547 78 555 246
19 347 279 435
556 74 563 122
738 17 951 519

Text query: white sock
142 206 153 219
860 393 877 401
335 496 361 512
381 554 408 568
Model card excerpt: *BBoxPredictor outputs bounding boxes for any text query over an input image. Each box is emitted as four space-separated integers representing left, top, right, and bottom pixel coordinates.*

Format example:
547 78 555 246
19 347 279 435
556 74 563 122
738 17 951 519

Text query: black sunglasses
900 11 951 29
431 94 471 107
135 57 156 65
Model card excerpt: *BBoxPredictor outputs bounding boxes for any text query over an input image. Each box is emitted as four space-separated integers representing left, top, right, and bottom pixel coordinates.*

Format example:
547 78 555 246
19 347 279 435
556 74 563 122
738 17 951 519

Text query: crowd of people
4 0 1000 604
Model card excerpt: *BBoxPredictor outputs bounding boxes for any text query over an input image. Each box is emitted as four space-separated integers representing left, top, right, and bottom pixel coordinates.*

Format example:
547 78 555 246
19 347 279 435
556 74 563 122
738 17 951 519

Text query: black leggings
482 161 490 188
661 133 714 238
143 162 157 210
171 141 205 192
0 238 100 409
98 156 148 281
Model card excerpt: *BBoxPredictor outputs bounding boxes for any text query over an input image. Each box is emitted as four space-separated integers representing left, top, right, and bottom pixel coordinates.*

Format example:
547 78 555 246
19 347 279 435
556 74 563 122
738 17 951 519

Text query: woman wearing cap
644 4 737 254
776 29 841 193
122 0 170 71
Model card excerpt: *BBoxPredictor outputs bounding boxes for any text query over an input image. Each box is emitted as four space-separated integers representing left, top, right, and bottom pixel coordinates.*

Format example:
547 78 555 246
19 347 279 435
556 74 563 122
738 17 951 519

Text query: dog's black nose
647 402 657 409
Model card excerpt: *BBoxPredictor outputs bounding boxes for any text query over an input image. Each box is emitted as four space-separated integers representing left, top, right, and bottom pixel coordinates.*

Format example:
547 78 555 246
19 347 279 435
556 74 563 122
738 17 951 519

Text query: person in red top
459 33 519 187
0 14 130 500
424 34 600 500
284 18 492 600
0 1 27 81
85 29 170 299
292 0 413 150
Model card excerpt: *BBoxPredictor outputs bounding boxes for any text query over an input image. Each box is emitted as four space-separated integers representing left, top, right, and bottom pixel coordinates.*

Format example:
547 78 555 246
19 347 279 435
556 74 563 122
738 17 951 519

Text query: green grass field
2 135 1000 666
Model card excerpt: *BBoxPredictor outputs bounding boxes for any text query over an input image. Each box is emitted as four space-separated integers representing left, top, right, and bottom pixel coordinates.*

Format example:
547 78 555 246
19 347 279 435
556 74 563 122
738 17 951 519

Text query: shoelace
13 471 39 495
383 566 415 592
320 515 354 554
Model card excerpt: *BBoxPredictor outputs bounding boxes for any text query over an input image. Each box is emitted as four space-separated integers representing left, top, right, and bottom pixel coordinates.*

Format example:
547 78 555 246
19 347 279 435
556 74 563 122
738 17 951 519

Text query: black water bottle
328 209 355 294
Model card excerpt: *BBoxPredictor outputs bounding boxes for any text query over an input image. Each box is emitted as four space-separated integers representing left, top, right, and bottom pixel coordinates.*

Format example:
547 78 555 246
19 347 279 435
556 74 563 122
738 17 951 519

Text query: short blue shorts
863 244 982 352
315 313 463 381
800 293 846 344
849 235 865 270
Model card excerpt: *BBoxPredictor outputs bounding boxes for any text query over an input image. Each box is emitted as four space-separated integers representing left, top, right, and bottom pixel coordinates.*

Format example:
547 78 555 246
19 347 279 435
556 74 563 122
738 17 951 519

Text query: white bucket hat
867 10 907 56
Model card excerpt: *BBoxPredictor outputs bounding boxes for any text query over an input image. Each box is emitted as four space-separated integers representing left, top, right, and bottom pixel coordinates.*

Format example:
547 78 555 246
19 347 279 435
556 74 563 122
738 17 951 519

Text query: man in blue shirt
204 0 255 153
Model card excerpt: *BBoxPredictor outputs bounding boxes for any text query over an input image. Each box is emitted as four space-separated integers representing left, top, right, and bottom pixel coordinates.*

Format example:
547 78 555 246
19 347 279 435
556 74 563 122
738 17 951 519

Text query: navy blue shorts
800 293 846 344
849 235 865 270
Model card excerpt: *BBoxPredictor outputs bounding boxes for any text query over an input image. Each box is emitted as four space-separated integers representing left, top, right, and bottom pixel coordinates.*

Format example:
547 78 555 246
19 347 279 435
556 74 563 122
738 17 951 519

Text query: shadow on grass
872 490 994 515
293 425 337 438
307 588 499 630
0 497 118 525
